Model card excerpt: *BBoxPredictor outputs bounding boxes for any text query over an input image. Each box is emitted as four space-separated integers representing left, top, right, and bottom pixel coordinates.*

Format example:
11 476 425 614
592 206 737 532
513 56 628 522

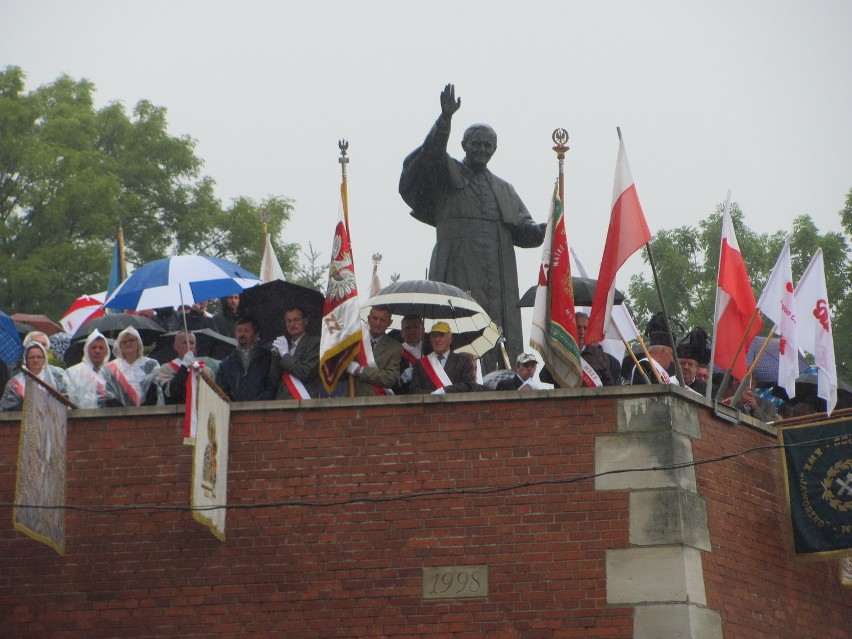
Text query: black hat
676 327 710 366
646 312 674 349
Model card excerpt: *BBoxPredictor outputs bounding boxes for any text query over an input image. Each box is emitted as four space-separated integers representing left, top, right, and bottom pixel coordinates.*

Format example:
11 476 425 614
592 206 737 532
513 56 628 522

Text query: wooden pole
117 225 127 282
339 140 356 398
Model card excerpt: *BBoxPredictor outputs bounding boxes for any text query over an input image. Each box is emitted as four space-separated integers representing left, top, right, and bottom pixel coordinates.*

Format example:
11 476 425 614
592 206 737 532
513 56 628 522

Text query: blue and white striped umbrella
104 255 261 312
0 310 23 365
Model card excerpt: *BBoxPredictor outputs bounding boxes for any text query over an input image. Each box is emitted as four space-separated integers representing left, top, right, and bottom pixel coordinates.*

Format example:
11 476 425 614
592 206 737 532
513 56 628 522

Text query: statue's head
461 124 497 171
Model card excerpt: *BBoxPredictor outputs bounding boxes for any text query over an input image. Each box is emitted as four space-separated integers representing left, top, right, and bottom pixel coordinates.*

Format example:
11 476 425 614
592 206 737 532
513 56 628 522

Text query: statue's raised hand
440 84 461 119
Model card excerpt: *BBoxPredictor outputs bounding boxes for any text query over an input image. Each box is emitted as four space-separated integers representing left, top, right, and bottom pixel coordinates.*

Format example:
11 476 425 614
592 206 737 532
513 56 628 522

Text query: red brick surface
0 395 631 639
1 390 849 638
694 410 852 639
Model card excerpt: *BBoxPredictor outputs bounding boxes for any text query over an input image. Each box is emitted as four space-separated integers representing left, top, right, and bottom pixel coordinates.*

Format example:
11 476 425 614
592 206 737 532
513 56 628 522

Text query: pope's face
462 130 496 171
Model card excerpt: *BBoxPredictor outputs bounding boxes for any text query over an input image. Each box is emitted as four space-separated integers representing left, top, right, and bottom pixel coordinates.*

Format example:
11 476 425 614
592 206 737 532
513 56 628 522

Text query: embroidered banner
191 374 230 541
778 417 852 560
14 379 67 555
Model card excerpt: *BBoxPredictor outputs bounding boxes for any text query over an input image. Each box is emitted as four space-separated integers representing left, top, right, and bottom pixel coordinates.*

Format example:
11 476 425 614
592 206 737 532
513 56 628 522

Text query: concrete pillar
597 394 723 639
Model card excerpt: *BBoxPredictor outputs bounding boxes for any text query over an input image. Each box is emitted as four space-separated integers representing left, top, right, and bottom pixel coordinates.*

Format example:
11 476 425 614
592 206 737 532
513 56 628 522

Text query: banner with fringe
14 378 67 555
778 417 852 561
191 373 230 541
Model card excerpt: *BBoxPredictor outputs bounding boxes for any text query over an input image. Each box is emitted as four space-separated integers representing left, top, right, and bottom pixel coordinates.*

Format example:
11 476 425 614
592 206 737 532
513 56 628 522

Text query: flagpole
619 127 683 386
552 129 569 209
552 129 575 309
339 139 350 232
260 206 269 254
714 309 761 402
707 191 730 400
117 225 127 281
339 139 356 398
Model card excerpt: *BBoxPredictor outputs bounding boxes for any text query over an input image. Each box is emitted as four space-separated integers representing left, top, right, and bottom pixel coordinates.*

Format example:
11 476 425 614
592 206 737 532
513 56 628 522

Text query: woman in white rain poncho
99 326 162 407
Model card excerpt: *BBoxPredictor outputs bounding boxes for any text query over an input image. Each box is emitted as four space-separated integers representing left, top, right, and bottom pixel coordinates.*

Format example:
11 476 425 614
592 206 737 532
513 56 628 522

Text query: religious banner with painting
841 556 852 587
14 375 68 555
191 373 230 541
778 417 852 561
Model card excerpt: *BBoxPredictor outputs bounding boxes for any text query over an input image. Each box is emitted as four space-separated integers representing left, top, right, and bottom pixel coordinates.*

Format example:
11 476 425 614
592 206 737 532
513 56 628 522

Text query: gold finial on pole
552 128 570 206
338 139 350 230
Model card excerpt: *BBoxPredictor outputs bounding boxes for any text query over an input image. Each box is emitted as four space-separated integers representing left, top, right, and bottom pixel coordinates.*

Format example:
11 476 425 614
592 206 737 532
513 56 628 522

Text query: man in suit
270 306 321 400
346 306 403 397
392 314 425 395
410 321 477 394
496 353 539 391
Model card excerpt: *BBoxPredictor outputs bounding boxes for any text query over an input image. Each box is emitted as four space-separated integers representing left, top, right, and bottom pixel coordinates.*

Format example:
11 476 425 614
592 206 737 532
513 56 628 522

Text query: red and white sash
632 358 677 385
580 359 603 387
176 359 206 439
282 372 312 400
106 359 141 406
419 353 453 391
358 330 394 396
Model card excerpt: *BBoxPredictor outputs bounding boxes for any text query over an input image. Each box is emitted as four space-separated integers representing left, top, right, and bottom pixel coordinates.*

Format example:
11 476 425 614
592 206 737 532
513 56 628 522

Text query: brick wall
694 408 851 638
0 387 849 638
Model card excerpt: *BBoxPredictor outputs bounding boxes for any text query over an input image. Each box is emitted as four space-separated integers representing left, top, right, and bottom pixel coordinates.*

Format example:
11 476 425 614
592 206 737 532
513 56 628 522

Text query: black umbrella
63 336 116 367
72 312 165 342
775 374 852 412
518 276 625 308
362 280 501 358
238 280 325 345
150 328 237 363
482 369 517 390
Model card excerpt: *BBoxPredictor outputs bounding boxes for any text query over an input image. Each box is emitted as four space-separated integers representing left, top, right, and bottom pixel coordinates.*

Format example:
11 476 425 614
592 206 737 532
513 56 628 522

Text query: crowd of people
0 297 818 423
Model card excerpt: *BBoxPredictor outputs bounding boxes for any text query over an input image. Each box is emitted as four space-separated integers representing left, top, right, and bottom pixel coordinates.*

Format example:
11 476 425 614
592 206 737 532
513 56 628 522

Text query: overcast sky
4 1 851 315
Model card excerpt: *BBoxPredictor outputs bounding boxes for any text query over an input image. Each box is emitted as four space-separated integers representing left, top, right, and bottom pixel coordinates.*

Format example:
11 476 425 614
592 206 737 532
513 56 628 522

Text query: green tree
0 66 305 318
627 200 851 380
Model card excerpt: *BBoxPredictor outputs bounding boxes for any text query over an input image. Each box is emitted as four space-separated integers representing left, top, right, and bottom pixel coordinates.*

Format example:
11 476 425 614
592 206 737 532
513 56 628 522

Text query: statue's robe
400 117 545 371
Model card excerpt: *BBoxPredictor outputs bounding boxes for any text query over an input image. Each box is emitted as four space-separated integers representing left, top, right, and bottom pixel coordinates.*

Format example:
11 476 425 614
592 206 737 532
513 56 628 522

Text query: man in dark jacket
215 316 275 402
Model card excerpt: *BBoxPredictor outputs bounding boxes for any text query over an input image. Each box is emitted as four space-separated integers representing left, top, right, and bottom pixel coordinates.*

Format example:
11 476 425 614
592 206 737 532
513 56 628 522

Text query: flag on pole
530 187 583 388
712 195 762 380
260 232 285 282
369 256 383 297
794 249 837 415
586 131 652 345
756 237 798 399
318 211 362 393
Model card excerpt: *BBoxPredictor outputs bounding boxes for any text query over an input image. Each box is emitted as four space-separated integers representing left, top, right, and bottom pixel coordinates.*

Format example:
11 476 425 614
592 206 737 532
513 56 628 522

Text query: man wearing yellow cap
410 321 476 394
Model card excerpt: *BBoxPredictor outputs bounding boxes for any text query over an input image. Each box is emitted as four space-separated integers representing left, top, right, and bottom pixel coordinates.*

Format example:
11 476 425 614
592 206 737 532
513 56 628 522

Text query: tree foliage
627 196 852 380
0 66 310 319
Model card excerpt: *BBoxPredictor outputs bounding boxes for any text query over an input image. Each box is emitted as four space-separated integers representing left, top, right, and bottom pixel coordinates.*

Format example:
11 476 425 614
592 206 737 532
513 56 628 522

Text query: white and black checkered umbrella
361 280 501 358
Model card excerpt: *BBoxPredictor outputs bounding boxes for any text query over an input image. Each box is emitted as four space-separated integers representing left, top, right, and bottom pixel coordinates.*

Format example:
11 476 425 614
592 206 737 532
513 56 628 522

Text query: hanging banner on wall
191 374 230 541
778 417 852 561
14 377 68 555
